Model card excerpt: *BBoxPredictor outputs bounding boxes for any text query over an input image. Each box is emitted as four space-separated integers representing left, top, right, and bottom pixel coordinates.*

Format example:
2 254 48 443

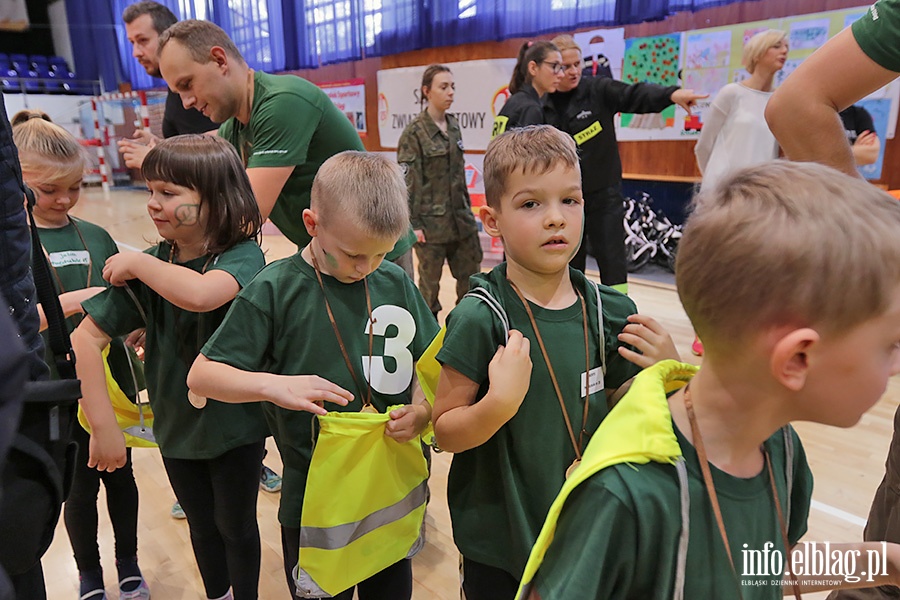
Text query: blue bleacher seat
34 64 62 93
10 54 27 72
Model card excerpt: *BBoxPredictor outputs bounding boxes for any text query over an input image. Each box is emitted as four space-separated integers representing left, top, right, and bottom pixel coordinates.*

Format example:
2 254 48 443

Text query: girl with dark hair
72 134 269 600
397 64 483 318
492 41 563 137
13 109 150 600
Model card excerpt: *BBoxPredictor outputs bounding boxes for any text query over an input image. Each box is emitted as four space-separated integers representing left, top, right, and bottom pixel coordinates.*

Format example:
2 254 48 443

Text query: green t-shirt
535 423 813 599
38 218 141 395
852 0 900 72
201 253 439 526
218 71 364 249
82 240 268 459
435 264 641 579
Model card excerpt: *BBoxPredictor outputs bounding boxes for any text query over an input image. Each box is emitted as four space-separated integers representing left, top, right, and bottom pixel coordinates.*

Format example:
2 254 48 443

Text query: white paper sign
377 59 516 150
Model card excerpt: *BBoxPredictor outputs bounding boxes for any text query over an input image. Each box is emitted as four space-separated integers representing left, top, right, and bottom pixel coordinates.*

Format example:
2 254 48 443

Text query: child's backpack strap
673 457 690 600
782 426 794 526
591 282 607 377
464 287 510 343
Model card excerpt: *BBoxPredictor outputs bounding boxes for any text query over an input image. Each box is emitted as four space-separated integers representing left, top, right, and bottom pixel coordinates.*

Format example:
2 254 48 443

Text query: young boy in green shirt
519 161 900 599
431 125 679 600
187 151 439 599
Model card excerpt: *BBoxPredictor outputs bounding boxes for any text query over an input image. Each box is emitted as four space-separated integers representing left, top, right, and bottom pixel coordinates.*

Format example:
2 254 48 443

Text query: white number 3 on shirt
362 304 416 396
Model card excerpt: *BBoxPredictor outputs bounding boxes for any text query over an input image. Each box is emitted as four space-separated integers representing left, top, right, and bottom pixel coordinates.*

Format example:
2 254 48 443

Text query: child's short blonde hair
12 109 85 184
742 29 787 74
311 151 409 239
677 161 900 357
483 125 580 208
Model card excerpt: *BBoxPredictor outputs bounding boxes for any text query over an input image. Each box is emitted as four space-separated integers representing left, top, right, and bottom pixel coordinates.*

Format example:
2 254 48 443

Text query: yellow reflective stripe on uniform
300 480 428 550
492 115 509 139
574 121 602 145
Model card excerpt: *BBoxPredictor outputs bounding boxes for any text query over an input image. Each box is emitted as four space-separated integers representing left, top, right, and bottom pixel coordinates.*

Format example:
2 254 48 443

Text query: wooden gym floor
40 186 895 599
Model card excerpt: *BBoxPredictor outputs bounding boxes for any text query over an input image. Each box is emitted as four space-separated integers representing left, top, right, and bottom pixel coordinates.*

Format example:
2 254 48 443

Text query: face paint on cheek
324 249 339 270
174 204 200 226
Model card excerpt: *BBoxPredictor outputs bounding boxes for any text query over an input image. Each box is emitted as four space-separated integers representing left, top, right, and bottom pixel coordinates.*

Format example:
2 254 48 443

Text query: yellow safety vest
294 406 428 598
77 345 155 448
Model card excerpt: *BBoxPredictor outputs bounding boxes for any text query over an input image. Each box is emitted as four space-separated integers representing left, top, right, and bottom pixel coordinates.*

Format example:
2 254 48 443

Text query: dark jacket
545 77 677 194
493 85 546 137
0 95 46 381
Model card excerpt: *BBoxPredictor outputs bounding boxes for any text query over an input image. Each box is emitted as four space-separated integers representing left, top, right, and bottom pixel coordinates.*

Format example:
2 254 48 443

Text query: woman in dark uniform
492 40 563 137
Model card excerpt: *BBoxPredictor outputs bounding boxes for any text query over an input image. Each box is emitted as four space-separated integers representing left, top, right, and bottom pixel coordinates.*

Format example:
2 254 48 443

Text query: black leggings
461 556 520 600
281 525 412 600
162 440 265 600
63 425 138 572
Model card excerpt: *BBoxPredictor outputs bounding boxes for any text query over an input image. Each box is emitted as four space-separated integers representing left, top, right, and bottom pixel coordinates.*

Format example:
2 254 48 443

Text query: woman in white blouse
691 30 787 356
695 30 788 191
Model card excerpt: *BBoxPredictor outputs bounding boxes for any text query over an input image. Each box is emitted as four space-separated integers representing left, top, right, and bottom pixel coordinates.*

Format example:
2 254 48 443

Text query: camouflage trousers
415 233 483 315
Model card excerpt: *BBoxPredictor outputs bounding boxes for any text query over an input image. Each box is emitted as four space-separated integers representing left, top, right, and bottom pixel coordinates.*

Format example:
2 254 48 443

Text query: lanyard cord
683 384 802 599
508 280 591 460
311 254 375 411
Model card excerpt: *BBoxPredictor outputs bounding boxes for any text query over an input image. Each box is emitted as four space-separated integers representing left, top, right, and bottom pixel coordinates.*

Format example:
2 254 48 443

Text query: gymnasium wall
276 0 897 188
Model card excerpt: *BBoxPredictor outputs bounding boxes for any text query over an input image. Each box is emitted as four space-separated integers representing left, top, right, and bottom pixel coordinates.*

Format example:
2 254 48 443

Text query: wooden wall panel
284 0 897 188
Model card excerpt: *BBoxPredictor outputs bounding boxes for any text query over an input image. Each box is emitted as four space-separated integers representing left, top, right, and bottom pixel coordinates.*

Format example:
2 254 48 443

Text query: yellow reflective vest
294 406 428 598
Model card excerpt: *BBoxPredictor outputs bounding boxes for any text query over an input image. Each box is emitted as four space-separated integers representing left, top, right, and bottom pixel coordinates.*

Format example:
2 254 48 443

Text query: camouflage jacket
397 111 479 244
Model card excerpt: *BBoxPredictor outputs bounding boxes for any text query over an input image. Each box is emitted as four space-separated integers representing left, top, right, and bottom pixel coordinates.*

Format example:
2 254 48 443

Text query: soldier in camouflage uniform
398 65 483 317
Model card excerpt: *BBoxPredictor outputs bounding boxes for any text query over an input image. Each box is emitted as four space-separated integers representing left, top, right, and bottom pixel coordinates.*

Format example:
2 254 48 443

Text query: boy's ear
769 327 820 391
302 208 319 238
479 205 502 239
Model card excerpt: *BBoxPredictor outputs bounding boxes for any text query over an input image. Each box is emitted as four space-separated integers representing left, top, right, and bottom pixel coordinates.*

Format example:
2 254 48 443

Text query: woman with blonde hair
692 29 788 356
694 30 788 191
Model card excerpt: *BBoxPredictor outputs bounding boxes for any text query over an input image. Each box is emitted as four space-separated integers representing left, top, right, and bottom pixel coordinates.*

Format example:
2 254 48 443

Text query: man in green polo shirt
156 19 416 265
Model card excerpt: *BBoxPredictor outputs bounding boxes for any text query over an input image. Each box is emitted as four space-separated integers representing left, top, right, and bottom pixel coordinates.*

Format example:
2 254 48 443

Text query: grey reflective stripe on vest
464 282 606 375
673 457 690 600
293 480 428 597
293 519 426 599
299 479 428 550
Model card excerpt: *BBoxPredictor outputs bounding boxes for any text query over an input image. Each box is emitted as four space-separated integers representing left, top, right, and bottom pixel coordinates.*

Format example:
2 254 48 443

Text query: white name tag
581 366 604 397
48 250 90 268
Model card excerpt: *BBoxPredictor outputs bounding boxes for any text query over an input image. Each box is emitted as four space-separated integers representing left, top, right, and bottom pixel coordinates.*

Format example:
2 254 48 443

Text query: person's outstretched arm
766 27 898 177
187 354 353 415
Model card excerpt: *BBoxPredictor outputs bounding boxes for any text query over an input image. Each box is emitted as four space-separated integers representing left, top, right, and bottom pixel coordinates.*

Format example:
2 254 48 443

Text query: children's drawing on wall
621 34 681 130
789 18 830 50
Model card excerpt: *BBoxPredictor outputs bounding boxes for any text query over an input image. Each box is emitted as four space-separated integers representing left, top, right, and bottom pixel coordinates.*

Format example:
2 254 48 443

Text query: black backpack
0 187 81 578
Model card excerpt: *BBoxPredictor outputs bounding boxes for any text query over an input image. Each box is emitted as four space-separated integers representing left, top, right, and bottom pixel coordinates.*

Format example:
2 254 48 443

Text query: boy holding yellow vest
188 151 439 599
